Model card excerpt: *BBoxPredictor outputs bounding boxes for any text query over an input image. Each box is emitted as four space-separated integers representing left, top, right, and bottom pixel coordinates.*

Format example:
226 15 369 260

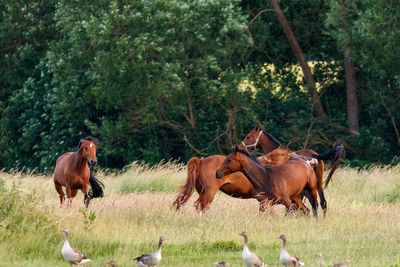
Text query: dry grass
0 164 399 266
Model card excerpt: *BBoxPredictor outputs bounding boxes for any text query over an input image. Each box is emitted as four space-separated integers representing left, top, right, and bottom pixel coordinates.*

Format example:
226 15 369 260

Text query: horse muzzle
215 170 223 179
89 160 97 166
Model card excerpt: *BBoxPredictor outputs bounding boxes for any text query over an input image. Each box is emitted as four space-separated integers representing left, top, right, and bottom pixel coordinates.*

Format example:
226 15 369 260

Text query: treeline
0 0 399 171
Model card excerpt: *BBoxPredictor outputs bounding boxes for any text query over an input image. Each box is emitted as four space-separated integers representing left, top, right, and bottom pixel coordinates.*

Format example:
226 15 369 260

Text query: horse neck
259 133 280 154
70 149 88 170
240 156 268 192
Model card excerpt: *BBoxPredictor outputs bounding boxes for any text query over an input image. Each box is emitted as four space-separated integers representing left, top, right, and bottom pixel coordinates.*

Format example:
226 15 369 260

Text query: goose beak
59 229 64 232
276 236 281 239
236 232 242 235
105 261 110 264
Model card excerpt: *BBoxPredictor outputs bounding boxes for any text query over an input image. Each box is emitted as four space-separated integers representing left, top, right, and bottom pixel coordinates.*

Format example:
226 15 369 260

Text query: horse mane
264 132 281 147
76 136 98 150
258 126 281 147
237 148 263 166
258 147 294 163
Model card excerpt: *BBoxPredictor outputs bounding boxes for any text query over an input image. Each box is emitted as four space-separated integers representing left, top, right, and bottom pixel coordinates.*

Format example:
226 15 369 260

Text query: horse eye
227 159 231 163
246 136 249 139
84 147 88 150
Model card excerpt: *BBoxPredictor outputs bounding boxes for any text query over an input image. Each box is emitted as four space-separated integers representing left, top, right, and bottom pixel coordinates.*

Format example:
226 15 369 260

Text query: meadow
0 162 400 267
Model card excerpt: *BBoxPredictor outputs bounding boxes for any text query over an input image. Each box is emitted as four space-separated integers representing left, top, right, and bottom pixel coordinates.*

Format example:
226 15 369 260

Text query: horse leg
318 187 327 217
316 160 327 215
281 197 296 216
197 185 220 213
68 188 78 207
309 187 319 217
291 196 310 215
81 183 90 208
259 198 275 215
193 180 204 211
54 182 65 207
301 189 315 208
65 186 73 207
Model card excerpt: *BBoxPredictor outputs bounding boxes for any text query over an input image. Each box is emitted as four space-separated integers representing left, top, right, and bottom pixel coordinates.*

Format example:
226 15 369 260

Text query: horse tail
88 170 105 199
172 157 201 211
312 144 345 188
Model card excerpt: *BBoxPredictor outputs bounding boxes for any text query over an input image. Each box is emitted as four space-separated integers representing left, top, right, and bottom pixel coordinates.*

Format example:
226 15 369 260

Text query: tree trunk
343 50 359 135
267 0 324 118
339 0 359 136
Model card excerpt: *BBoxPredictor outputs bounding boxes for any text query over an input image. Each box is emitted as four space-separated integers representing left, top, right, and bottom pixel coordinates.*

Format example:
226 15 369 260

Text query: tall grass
0 164 399 266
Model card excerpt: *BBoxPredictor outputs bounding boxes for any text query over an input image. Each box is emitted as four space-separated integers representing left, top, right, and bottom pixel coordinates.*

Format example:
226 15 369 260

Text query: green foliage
79 208 97 231
326 0 400 162
0 180 49 232
0 0 399 171
0 179 60 260
211 240 241 251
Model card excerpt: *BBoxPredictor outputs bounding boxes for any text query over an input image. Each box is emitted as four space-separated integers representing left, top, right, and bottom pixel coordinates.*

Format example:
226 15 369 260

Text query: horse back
295 149 318 158
267 160 313 196
198 155 226 185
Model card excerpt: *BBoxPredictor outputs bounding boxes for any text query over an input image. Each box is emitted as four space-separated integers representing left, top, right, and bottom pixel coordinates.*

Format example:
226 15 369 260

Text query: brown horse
216 146 319 216
53 136 104 208
239 124 344 214
173 125 342 213
172 127 283 212
173 155 254 212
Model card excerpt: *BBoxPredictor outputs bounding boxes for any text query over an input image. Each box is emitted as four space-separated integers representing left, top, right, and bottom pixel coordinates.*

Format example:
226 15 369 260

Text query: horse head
239 124 280 153
78 137 97 166
216 146 243 179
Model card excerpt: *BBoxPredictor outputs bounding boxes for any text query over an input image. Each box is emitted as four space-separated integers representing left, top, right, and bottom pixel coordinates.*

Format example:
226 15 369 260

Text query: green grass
0 164 400 266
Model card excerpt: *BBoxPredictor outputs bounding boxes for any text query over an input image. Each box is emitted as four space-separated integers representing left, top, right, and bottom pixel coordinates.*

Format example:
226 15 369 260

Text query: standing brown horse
53 136 104 208
240 124 344 214
216 146 318 216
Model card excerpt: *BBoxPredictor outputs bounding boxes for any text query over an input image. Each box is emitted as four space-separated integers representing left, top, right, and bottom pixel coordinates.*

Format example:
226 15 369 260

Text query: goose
106 260 116 266
317 253 348 267
214 261 230 267
277 235 304 267
134 236 169 266
59 228 91 267
237 231 267 267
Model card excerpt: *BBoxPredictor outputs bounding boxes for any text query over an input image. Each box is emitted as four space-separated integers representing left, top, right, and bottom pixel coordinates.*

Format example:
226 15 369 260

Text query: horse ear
234 145 239 152
254 124 259 130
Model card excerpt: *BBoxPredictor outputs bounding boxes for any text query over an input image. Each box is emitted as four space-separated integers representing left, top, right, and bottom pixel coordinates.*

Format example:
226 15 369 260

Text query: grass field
0 162 400 267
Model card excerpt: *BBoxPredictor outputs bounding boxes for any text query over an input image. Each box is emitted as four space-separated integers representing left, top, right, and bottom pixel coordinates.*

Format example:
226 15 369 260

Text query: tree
326 0 359 135
267 0 325 118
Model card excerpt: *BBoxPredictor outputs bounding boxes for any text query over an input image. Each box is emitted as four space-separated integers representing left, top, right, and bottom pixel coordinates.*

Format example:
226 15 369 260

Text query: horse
239 124 344 214
53 136 104 208
173 125 342 213
172 127 283 212
216 146 319 216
